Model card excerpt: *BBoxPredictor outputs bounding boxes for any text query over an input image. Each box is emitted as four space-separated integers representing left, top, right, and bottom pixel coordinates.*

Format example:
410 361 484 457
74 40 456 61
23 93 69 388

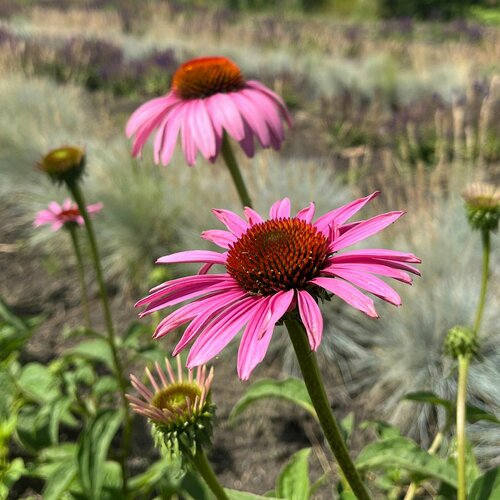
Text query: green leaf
65 339 115 371
226 489 280 499
17 363 60 403
356 437 457 488
77 409 123 499
275 448 311 500
16 404 52 451
42 459 77 500
360 420 402 440
49 397 74 444
230 378 316 422
405 392 500 425
469 468 500 500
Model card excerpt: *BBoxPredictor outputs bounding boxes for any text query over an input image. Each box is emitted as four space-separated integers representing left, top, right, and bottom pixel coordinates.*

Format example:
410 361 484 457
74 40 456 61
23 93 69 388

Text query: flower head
126 56 291 166
127 357 215 458
463 182 500 233
33 198 103 231
37 146 85 184
137 193 421 380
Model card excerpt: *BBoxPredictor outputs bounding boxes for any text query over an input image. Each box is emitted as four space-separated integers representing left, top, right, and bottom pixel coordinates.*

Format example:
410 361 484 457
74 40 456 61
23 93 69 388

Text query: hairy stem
220 133 253 209
67 225 91 328
285 318 371 500
67 181 131 496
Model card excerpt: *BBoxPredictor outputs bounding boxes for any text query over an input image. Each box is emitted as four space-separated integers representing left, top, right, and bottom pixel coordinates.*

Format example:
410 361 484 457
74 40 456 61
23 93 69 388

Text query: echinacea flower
126 56 291 166
127 357 215 456
137 192 421 380
37 145 86 184
34 198 103 231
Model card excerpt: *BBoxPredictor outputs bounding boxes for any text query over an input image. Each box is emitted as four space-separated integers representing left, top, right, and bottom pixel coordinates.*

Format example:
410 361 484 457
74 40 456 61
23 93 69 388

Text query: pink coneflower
137 192 421 380
126 56 291 166
34 198 103 231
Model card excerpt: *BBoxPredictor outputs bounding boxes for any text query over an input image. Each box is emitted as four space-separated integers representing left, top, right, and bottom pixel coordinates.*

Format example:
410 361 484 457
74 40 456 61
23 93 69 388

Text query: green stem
456 355 469 500
473 230 490 335
67 181 131 496
191 447 229 500
285 319 371 500
67 225 92 329
220 133 253 209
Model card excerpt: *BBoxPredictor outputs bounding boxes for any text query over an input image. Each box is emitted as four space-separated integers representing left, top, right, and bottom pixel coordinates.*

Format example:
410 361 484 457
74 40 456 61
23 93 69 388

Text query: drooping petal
158 105 185 166
269 198 291 219
258 289 295 338
206 93 245 141
311 277 378 318
186 297 259 367
181 101 197 166
246 80 292 127
331 248 421 263
328 268 401 306
331 211 405 252
231 92 271 147
237 297 273 380
191 100 216 160
297 290 323 351
238 119 256 158
322 262 413 284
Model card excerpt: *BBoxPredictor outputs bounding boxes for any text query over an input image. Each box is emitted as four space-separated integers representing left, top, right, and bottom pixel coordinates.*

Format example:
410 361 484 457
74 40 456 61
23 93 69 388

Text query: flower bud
37 146 85 185
462 182 500 233
444 325 478 360
127 357 215 462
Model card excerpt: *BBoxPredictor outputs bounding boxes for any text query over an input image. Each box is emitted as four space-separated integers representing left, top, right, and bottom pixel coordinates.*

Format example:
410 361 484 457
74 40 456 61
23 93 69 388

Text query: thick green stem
67 181 131 496
67 225 92 329
220 133 253 209
473 230 490 335
191 448 229 500
285 319 371 500
456 355 469 500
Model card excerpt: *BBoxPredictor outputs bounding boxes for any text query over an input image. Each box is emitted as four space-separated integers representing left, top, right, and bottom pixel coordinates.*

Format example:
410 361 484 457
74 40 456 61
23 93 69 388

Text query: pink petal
126 94 178 137
328 268 401 306
331 248 421 263
201 229 236 249
48 201 62 213
156 250 227 265
237 297 273 380
269 198 291 219
246 80 292 127
238 120 255 158
314 191 380 235
311 277 378 318
181 101 197 166
191 100 216 160
206 93 245 141
297 290 323 351
211 208 248 236
259 289 295 338
87 202 103 214
296 202 316 223
331 211 405 252
231 92 271 147
186 297 259 366
322 262 412 284
158 105 185 166
244 207 264 225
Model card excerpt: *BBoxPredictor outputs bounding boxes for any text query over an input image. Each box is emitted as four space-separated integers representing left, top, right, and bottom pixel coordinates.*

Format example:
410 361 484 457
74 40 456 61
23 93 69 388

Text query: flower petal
269 198 291 219
297 290 323 351
206 93 245 141
244 207 264 225
211 208 248 236
156 250 227 265
314 191 380 235
331 211 405 252
201 229 237 249
295 202 315 223
311 277 378 318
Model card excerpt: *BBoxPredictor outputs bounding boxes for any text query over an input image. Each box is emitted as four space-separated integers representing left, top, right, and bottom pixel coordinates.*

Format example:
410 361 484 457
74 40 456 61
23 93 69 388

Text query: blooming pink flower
137 192 421 380
126 56 291 166
33 198 103 231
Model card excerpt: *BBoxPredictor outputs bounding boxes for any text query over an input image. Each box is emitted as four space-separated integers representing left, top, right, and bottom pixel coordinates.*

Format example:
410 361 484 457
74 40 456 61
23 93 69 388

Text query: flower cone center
172 56 245 100
226 218 329 296
60 208 81 219
151 383 202 416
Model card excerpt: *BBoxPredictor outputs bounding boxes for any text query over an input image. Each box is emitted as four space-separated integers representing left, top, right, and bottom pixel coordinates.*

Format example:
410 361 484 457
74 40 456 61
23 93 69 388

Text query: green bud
37 146 85 185
444 325 478 360
463 182 500 233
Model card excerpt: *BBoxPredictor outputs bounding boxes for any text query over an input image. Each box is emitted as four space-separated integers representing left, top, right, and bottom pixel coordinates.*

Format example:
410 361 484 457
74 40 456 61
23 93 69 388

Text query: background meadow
0 0 499 498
